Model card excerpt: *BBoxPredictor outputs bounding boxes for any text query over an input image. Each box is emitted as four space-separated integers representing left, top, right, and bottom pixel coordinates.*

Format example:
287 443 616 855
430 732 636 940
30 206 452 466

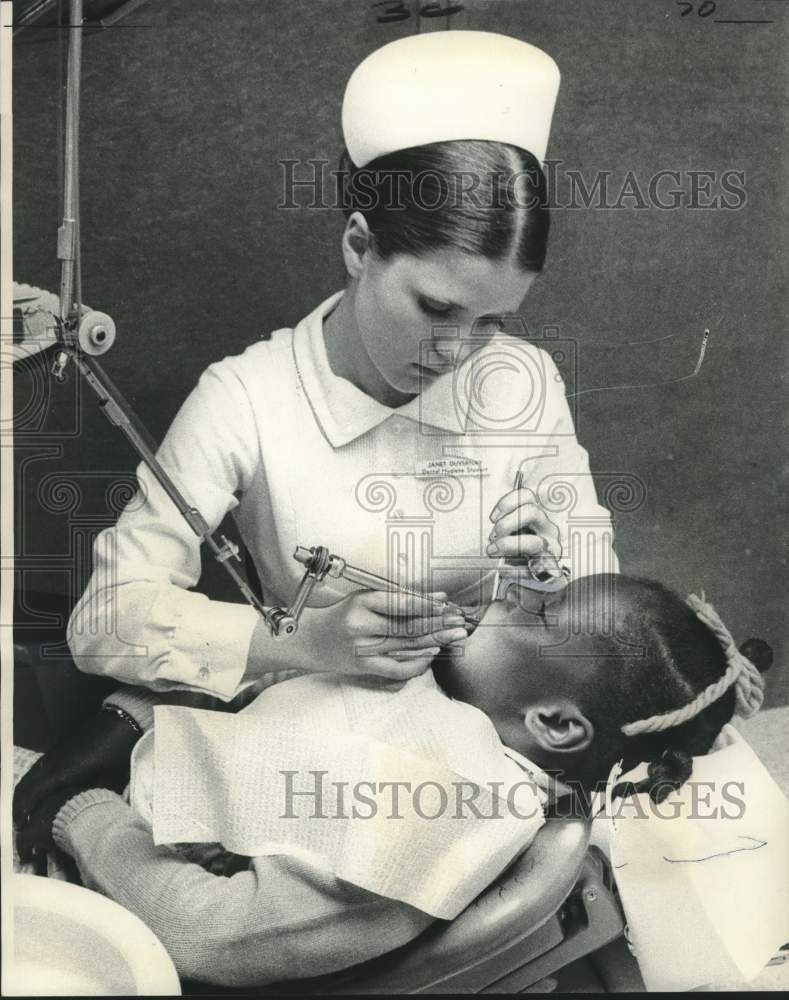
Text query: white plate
6 874 181 996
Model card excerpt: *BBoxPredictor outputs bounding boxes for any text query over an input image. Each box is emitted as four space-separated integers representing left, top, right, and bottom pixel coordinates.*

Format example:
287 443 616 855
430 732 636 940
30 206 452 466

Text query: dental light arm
13 0 297 637
12 0 152 37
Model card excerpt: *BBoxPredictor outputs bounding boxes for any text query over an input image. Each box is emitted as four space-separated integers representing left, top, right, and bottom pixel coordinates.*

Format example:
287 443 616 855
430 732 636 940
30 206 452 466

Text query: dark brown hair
339 139 550 273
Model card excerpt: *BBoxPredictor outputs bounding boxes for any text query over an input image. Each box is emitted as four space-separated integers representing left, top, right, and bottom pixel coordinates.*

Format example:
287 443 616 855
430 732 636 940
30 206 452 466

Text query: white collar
291 291 469 448
503 744 576 802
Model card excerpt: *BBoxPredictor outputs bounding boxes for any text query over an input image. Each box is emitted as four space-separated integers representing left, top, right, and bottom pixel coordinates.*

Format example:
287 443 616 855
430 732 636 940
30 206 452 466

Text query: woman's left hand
486 485 562 560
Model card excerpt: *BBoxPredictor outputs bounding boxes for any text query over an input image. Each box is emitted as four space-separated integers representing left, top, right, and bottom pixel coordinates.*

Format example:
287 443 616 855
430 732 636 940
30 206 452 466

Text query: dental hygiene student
66 31 618 703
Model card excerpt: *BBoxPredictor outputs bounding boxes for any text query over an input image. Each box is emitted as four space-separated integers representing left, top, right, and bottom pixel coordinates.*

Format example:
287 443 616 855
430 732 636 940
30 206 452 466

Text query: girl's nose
430 342 457 366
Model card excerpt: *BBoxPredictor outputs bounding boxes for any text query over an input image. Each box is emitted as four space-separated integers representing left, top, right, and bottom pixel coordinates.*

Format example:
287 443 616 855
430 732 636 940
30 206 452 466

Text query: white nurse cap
342 31 560 168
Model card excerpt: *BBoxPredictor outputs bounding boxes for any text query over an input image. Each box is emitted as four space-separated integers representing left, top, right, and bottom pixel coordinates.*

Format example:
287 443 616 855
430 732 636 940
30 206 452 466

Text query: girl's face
350 240 536 397
434 579 609 758
436 593 565 754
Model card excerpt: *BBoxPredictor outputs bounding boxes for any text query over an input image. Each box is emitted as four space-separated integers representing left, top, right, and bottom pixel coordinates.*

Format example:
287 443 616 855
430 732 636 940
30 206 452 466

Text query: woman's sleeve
511 348 620 580
66 360 262 700
53 792 434 988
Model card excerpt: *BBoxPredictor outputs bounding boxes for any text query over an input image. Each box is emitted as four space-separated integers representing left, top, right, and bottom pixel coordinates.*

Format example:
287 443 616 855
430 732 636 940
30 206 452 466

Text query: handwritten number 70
676 1 717 16
371 2 465 24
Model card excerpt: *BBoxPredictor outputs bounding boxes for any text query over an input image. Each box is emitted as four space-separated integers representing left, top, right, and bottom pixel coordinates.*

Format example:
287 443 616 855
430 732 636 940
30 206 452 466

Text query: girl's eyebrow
416 290 524 316
416 289 465 311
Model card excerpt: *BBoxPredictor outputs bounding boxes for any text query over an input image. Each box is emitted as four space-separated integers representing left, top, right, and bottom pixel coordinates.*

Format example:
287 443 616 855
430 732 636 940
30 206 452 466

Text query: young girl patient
15 573 763 988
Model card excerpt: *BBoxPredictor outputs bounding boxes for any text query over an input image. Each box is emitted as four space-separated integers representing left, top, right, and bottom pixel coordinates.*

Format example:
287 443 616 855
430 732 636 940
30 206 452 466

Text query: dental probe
292 546 481 629
507 469 566 584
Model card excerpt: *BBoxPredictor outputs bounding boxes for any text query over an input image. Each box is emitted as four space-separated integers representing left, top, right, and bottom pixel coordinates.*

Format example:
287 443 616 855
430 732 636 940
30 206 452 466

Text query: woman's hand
13 708 141 830
310 589 469 679
248 588 469 681
487 485 562 561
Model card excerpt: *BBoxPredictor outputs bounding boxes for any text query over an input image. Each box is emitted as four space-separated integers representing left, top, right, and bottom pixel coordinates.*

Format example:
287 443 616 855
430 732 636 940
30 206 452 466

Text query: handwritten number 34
676 1 717 16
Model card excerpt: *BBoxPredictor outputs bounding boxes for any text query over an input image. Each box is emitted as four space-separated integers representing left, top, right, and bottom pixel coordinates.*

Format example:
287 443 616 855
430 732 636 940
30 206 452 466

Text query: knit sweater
50 685 433 987
52 788 433 987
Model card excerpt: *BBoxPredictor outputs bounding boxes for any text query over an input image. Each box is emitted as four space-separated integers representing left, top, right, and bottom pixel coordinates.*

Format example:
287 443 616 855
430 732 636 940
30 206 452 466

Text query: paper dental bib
131 672 546 919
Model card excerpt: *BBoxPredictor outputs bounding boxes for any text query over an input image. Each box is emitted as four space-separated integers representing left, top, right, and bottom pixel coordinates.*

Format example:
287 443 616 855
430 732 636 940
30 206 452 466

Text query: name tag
415 457 490 478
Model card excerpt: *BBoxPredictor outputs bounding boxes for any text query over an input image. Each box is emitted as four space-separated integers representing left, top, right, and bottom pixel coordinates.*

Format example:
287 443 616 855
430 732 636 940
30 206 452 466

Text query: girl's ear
523 700 594 754
341 212 373 279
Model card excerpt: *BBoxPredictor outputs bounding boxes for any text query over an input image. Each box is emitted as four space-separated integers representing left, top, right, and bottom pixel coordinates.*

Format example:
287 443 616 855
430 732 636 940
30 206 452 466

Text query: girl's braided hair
578 577 767 804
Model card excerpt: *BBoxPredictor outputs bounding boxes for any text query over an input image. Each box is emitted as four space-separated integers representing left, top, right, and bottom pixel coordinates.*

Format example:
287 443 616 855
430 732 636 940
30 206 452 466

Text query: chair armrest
272 817 591 995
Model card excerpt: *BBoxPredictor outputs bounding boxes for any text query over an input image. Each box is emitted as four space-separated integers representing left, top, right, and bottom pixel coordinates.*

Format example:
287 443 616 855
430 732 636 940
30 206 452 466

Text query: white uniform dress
67 291 618 699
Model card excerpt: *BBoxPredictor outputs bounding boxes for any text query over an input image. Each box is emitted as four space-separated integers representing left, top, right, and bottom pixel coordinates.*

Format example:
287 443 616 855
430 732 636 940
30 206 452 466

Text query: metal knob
77 310 116 355
268 609 297 637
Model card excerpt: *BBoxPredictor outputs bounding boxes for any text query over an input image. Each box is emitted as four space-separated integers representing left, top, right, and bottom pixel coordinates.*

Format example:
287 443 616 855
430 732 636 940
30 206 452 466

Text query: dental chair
13 587 626 994
268 818 623 995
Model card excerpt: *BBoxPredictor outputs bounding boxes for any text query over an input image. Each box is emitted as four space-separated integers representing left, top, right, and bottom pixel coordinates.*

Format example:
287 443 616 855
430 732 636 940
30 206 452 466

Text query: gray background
12 0 788 704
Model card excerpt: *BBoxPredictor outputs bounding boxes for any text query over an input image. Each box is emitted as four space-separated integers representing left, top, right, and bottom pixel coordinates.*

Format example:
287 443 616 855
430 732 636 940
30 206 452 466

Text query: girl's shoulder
203 326 297 389
182 328 300 432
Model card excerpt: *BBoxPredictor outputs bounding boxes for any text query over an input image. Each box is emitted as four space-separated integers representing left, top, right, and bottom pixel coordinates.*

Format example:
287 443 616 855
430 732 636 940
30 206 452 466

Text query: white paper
133 672 546 919
607 726 789 991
